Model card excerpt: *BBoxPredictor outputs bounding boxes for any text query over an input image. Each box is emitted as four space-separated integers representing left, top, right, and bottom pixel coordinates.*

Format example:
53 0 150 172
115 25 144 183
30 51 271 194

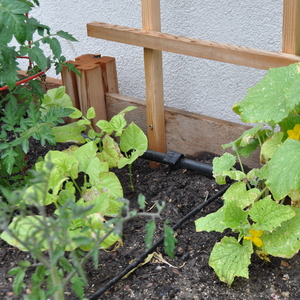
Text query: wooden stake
282 0 300 55
141 0 167 162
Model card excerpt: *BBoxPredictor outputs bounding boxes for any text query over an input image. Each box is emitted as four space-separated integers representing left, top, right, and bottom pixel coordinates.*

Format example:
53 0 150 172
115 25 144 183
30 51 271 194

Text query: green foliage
0 87 77 188
0 0 78 88
0 0 78 189
1 163 174 299
195 63 300 285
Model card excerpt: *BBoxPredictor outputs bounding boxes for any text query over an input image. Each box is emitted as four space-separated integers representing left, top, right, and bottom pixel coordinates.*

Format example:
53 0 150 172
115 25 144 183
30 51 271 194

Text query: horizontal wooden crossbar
87 22 300 70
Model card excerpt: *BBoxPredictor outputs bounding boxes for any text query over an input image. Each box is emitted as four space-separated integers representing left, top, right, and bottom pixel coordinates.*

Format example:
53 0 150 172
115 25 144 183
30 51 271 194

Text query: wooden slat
105 93 260 169
87 22 300 70
61 55 119 125
282 0 300 55
61 66 80 110
98 56 119 93
142 0 167 157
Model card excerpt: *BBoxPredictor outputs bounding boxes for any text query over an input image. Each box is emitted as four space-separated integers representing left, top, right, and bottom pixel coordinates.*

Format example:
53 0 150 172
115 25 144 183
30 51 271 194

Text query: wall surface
22 1 283 124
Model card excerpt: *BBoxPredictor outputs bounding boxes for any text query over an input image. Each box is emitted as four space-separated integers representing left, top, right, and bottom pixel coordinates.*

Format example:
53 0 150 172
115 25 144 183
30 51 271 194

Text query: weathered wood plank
105 93 260 168
87 22 300 70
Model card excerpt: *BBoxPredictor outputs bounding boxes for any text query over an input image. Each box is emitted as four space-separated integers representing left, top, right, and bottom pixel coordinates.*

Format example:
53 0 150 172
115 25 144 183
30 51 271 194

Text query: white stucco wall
23 1 283 124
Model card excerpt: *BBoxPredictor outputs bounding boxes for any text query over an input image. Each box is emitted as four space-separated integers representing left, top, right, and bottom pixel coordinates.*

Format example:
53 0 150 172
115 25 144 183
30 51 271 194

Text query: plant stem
50 263 65 300
128 164 134 191
71 177 81 194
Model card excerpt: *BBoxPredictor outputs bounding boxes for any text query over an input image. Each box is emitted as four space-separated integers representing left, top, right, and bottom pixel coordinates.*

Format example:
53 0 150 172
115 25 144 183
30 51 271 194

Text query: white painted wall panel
19 1 283 124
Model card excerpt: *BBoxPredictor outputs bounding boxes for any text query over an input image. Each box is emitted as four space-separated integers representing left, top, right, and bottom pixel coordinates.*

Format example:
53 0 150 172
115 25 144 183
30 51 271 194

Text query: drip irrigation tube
87 184 229 299
141 149 213 178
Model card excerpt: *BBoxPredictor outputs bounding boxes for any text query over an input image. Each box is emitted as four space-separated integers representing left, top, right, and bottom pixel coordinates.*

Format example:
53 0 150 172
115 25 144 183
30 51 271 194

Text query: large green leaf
95 172 123 200
233 63 300 123
250 196 295 232
72 141 98 173
0 0 30 44
40 150 79 188
0 216 49 251
262 207 300 258
223 182 260 209
97 135 123 168
209 237 252 285
261 138 300 200
195 206 228 233
118 122 148 168
223 200 248 229
51 122 86 144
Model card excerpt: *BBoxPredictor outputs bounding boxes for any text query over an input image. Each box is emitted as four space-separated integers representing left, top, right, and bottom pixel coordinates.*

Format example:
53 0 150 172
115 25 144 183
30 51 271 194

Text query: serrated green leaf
145 219 155 250
28 46 47 70
13 268 26 296
233 63 300 123
223 182 260 209
212 153 236 184
164 223 177 259
56 30 78 42
223 200 248 229
262 207 300 258
195 205 227 233
209 237 252 285
261 138 300 200
48 37 61 58
222 124 264 150
71 276 85 299
250 196 296 232
138 194 146 210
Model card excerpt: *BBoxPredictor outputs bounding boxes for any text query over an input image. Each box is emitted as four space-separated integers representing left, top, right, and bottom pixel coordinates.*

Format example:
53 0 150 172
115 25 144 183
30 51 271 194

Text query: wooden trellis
63 0 300 168
86 0 300 154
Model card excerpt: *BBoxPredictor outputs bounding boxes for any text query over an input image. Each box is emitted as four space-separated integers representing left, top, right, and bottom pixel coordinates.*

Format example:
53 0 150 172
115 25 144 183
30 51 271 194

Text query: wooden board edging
106 93 260 168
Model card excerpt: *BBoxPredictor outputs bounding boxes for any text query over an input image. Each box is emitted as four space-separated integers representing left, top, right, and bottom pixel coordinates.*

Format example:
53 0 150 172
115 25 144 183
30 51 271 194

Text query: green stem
49 263 65 300
128 164 134 191
71 177 81 194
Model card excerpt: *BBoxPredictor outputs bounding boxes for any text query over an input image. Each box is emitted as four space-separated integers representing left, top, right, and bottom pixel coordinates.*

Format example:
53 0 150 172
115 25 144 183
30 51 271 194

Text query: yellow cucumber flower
244 228 263 247
287 124 300 141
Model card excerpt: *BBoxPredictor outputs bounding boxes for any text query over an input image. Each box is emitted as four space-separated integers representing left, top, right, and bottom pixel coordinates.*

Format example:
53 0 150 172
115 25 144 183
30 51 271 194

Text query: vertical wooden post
141 0 167 160
282 0 300 55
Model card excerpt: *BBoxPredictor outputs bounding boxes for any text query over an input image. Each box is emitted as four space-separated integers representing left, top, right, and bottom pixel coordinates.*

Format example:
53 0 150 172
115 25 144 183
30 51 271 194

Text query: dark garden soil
1 143 300 299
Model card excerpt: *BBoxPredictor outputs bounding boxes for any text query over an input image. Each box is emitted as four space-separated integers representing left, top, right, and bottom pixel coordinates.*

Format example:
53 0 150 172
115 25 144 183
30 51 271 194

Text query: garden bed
0 144 299 299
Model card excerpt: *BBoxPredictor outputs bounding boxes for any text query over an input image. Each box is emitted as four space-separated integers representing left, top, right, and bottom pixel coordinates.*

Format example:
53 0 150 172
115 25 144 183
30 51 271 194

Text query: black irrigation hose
141 149 213 178
88 184 230 299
